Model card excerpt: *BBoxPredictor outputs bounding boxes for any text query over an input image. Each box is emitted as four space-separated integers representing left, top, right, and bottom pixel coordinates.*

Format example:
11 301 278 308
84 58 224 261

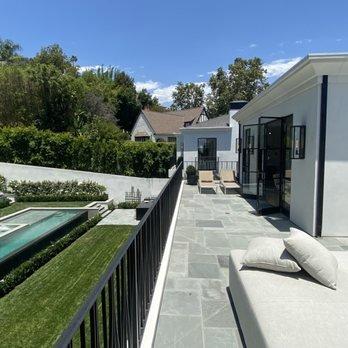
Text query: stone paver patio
97 209 138 225
154 183 348 347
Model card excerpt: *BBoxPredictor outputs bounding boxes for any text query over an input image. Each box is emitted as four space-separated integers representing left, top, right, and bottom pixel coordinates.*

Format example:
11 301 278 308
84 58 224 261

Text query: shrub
186 165 197 176
117 201 139 209
0 196 10 208
15 193 108 202
0 174 6 192
8 180 107 198
0 126 176 178
0 214 102 297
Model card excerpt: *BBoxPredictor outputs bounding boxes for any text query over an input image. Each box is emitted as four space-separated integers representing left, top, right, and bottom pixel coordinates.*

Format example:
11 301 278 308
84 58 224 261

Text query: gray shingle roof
187 114 229 128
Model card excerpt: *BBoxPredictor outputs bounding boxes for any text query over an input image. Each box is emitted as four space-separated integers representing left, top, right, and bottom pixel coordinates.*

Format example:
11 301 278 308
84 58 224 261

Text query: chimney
229 100 247 126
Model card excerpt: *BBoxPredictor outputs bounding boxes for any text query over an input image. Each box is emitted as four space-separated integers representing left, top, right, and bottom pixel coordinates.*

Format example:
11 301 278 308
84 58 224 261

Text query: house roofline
233 53 348 123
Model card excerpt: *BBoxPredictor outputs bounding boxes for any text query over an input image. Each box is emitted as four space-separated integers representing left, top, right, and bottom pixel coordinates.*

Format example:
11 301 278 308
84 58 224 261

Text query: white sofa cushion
284 227 338 289
229 249 348 348
242 237 301 273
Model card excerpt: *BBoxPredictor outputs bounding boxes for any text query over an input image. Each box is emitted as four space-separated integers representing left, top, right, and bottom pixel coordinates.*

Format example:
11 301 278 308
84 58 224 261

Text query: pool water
0 209 83 262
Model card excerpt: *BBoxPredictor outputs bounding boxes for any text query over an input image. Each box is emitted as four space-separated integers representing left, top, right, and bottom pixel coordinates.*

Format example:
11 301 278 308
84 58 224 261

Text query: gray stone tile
202 299 236 328
196 219 224 228
189 253 218 264
188 262 221 279
204 327 240 348
217 255 230 268
155 315 204 348
165 278 201 292
161 291 201 316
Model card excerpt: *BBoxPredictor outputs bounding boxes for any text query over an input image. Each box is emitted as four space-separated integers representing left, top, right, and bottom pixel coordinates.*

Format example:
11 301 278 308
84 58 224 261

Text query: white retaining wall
0 162 168 203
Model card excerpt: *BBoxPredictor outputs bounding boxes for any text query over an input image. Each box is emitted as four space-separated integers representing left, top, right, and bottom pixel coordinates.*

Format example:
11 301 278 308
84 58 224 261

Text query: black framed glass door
197 138 217 170
242 115 293 215
257 118 282 214
242 124 259 196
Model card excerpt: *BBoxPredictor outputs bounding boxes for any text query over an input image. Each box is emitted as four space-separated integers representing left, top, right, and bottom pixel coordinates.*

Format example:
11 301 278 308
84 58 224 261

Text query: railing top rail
55 162 183 347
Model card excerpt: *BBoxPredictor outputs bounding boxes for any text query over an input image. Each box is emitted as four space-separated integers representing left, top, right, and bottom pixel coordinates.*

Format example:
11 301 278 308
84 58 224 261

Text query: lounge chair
220 169 239 194
198 171 216 193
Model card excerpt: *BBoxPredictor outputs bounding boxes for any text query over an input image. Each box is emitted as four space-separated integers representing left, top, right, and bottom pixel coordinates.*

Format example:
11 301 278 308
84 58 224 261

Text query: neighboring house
233 53 348 238
131 106 207 142
179 101 247 173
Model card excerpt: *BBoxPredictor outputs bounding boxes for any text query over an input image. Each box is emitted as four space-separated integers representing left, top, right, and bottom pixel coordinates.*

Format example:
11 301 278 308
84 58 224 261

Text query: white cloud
207 70 217 75
336 38 343 42
135 80 160 92
152 85 176 104
264 57 302 78
249 43 258 48
78 65 104 73
295 39 312 45
197 74 204 78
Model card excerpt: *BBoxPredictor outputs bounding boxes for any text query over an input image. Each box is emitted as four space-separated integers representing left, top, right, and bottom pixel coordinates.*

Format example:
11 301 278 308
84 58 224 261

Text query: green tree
206 57 268 117
171 82 205 110
137 88 166 112
113 86 141 131
0 38 22 63
30 64 80 131
33 44 77 75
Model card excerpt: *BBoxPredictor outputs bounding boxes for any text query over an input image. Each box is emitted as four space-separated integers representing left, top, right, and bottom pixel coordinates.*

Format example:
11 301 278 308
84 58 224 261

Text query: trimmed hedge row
8 179 106 196
0 196 10 208
0 214 102 297
15 194 108 202
0 126 175 178
117 201 139 209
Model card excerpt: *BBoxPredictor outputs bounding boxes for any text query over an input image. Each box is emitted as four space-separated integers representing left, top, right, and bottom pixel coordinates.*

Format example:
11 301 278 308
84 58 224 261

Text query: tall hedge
0 127 175 178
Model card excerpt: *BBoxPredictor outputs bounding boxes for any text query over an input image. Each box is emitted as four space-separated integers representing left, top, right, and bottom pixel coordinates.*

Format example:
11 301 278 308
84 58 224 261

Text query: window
167 137 176 142
135 136 150 142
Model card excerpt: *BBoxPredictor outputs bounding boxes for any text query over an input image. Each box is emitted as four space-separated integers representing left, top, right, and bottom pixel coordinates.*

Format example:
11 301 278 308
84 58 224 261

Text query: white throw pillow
242 237 301 273
284 227 338 289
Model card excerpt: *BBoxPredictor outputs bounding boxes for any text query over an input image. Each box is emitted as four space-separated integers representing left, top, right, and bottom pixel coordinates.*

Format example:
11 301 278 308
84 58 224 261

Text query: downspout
315 75 328 237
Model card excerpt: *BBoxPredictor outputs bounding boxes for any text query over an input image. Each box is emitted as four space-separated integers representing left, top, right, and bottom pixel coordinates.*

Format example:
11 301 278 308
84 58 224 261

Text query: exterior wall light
291 125 306 159
235 138 240 153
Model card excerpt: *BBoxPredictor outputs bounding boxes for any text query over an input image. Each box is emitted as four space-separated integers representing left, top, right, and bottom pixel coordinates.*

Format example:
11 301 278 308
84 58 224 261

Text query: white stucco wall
131 113 155 141
181 127 238 171
238 77 321 235
322 75 348 236
0 162 167 203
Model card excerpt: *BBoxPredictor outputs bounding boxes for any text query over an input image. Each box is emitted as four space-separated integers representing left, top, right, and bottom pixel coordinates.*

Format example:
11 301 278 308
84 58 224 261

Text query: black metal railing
184 159 238 173
56 163 183 348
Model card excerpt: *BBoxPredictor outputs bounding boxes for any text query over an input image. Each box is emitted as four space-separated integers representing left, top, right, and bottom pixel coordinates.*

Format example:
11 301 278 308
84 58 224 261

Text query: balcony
184 158 238 173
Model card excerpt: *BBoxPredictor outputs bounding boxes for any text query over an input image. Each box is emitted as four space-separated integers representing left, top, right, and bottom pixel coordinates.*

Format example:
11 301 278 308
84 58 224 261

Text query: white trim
140 181 184 348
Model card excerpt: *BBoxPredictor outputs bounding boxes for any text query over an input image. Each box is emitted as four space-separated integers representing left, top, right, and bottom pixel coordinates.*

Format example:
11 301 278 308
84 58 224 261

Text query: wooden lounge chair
220 169 239 194
198 171 216 193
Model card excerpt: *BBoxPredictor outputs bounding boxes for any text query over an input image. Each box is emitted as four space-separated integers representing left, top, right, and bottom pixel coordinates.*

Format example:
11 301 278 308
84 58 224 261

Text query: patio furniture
198 171 216 194
220 169 240 194
229 249 348 348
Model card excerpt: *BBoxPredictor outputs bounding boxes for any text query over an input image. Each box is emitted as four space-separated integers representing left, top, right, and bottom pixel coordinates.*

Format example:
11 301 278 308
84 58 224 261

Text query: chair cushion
242 237 301 273
284 227 338 289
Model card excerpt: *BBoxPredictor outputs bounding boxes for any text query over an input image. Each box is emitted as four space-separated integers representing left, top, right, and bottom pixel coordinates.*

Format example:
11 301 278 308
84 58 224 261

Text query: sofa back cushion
284 227 338 289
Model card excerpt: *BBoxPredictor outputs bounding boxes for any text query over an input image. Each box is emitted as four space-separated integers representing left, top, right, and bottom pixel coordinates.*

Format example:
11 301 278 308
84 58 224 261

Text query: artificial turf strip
0 201 91 218
0 224 133 348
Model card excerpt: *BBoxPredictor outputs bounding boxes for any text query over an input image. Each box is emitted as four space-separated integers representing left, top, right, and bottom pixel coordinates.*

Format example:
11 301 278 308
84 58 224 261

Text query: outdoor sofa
229 249 348 348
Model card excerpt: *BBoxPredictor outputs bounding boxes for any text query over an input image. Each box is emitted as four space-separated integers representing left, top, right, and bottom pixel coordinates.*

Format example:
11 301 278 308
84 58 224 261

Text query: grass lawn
0 201 91 218
0 224 133 347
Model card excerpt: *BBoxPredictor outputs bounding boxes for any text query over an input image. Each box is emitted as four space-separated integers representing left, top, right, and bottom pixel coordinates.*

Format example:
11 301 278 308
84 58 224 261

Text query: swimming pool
0 208 89 276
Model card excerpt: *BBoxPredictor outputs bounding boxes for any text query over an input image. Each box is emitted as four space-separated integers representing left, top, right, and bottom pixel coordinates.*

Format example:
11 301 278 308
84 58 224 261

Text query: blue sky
1 0 347 105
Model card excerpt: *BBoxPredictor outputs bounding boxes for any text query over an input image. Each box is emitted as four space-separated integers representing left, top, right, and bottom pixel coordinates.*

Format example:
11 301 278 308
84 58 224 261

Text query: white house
179 101 247 173
233 53 348 238
131 107 208 142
